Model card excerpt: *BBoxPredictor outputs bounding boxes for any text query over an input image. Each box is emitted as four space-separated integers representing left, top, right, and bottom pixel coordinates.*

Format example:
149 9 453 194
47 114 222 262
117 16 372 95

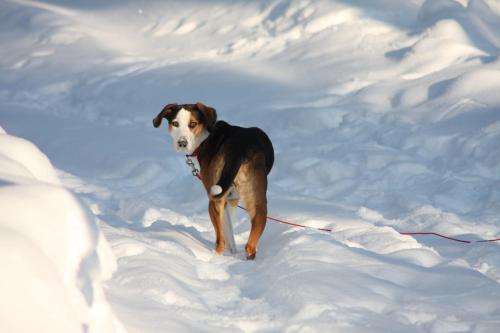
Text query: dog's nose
177 138 188 148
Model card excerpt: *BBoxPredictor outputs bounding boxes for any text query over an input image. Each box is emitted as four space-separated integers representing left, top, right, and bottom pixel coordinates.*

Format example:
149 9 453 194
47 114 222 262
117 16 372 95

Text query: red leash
186 156 499 244
237 205 334 232
397 232 473 244
237 205 500 244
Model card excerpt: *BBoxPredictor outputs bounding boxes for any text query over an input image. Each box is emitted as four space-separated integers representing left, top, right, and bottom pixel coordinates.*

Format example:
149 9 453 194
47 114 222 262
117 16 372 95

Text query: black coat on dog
198 120 274 198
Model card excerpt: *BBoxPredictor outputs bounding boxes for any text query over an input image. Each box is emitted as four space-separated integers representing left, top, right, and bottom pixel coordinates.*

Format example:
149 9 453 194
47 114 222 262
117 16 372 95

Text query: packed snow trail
59 153 500 333
1 0 500 332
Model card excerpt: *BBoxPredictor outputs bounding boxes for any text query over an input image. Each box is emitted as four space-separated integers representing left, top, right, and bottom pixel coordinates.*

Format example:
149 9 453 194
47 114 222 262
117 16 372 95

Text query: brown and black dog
153 102 274 259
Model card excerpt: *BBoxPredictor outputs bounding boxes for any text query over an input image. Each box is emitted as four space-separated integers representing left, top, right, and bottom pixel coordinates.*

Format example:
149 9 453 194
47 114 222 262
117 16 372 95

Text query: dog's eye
172 121 179 127
189 122 198 129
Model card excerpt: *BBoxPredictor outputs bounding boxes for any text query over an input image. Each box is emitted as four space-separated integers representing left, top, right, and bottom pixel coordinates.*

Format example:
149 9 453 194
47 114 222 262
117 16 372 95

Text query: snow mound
0 130 59 184
0 129 125 333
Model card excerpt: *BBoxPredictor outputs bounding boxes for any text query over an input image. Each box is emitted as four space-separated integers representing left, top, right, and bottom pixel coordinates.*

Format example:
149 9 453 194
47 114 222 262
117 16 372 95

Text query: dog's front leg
208 199 225 254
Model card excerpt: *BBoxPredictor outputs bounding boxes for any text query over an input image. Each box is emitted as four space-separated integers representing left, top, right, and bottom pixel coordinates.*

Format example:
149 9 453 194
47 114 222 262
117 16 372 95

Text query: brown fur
189 114 204 137
199 152 268 259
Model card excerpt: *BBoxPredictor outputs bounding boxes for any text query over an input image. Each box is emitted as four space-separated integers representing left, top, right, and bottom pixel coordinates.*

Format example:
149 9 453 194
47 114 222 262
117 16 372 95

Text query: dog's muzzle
177 137 188 149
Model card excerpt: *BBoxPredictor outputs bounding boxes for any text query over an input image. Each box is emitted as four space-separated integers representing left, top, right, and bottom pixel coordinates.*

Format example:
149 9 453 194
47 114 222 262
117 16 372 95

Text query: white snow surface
0 128 125 333
1 0 500 332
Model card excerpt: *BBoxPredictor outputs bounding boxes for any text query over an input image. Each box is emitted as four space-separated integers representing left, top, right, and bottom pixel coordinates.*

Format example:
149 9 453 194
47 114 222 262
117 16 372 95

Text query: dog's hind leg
245 201 267 260
240 169 268 260
208 199 226 255
223 189 239 253
223 203 237 253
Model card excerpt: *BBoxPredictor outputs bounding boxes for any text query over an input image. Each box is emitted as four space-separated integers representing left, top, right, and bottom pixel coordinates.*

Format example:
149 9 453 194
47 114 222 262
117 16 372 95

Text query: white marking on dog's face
169 108 209 154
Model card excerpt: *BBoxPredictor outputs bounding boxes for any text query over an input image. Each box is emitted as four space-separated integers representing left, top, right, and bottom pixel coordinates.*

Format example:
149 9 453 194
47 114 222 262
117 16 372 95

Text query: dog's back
206 121 273 171
199 121 273 198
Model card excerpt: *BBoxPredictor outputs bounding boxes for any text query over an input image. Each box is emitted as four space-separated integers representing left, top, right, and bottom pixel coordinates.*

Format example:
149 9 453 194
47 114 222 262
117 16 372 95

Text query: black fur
198 121 274 198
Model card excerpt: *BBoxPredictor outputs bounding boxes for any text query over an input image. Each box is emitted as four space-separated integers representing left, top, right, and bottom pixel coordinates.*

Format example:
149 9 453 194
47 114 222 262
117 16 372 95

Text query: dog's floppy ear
196 102 217 131
153 103 177 128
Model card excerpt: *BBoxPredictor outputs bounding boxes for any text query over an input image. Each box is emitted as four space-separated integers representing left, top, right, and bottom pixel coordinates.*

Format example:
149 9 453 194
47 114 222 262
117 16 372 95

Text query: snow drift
0 127 124 333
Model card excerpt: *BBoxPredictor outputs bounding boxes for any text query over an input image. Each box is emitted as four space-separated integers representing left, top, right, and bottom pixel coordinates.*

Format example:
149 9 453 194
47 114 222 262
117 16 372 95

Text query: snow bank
0 128 124 333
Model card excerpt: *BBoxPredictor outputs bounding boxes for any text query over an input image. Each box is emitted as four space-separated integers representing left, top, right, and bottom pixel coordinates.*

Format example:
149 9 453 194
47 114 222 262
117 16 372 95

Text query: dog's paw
245 244 257 260
214 241 225 255
210 185 223 196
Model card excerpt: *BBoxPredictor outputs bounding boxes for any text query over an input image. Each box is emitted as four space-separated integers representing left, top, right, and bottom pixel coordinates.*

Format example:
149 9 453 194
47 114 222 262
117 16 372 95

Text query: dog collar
189 145 201 157
187 138 207 158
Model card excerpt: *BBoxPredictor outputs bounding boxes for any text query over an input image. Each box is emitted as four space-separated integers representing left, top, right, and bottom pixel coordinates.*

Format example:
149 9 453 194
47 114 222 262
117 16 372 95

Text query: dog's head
153 102 217 154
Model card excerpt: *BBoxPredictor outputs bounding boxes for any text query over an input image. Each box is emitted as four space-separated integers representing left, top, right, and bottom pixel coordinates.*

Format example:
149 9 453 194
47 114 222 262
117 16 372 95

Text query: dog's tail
210 154 242 199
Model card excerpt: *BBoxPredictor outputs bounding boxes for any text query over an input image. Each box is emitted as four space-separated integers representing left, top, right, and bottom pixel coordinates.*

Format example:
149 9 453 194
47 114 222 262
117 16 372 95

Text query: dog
153 102 274 260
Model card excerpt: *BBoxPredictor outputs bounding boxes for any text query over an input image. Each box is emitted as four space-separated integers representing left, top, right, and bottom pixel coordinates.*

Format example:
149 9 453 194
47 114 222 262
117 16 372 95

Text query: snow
1 0 500 332
0 129 124 333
